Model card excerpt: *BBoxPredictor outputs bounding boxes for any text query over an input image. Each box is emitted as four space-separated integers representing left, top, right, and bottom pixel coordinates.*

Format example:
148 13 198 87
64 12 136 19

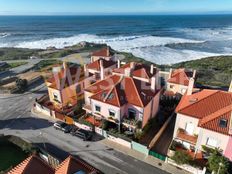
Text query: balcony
82 104 92 112
176 128 198 145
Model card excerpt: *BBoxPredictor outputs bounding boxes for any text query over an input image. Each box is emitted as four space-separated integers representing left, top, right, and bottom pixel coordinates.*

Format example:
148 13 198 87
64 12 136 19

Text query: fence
149 150 166 161
131 141 149 155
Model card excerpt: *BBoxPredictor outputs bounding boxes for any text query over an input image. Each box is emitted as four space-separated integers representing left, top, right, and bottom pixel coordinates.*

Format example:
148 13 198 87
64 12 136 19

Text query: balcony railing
176 128 198 145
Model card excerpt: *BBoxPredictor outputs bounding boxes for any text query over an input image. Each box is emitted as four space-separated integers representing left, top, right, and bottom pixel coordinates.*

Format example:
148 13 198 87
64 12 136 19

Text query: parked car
71 128 93 141
53 121 72 133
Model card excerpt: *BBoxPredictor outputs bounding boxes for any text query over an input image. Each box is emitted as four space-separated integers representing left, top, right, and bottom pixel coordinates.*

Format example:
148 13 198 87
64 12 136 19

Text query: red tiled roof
113 62 156 80
176 89 232 135
47 65 85 90
55 156 99 174
87 75 158 107
91 47 114 57
168 69 193 86
8 155 55 174
87 59 116 71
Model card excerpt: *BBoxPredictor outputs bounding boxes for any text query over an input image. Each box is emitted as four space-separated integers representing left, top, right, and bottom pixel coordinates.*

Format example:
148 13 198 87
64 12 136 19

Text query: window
95 105 101 112
128 109 136 119
53 93 60 103
170 85 174 89
219 119 227 128
109 109 115 117
76 84 81 94
185 123 194 135
206 138 218 147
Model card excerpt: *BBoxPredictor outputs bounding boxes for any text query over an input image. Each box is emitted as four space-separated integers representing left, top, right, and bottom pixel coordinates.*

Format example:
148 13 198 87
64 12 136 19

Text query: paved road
0 84 168 174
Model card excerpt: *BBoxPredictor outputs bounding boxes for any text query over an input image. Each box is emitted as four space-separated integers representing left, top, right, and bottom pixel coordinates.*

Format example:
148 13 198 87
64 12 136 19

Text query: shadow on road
0 117 53 130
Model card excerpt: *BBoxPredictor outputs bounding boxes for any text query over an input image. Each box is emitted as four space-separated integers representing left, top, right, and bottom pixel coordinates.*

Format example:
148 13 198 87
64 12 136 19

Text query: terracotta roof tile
55 156 99 174
91 47 114 57
8 155 55 174
47 65 85 90
88 75 158 107
87 59 116 71
168 69 193 86
113 62 157 80
176 89 232 135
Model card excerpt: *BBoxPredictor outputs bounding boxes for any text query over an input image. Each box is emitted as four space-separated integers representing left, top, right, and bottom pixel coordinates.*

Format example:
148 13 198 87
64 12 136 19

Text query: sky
0 0 232 15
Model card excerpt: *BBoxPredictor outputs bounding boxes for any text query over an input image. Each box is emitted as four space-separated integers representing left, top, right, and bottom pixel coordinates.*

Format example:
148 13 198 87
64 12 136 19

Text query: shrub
208 150 229 174
171 150 192 165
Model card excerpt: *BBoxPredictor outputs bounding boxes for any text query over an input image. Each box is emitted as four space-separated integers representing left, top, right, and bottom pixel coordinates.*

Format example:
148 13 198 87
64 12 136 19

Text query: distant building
172 81 232 161
91 47 115 62
8 155 101 174
167 68 196 95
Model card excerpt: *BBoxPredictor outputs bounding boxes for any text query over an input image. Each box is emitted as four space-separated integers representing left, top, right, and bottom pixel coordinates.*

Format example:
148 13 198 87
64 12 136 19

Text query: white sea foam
13 34 203 50
0 33 231 64
178 27 232 41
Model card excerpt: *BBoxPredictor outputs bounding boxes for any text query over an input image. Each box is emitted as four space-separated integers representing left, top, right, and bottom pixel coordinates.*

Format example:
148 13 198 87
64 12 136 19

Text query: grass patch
0 48 40 61
8 62 28 68
33 59 62 71
0 137 28 172
171 56 232 87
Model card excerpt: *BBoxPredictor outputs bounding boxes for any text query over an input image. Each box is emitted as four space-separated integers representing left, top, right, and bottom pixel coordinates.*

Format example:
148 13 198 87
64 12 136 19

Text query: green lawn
0 139 28 172
33 59 62 71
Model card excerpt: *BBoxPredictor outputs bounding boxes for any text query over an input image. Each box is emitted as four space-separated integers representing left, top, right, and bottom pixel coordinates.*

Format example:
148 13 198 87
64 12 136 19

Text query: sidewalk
101 139 190 174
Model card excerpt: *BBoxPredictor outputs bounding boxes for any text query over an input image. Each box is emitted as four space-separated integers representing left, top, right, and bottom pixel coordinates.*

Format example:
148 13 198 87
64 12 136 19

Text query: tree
171 150 192 165
16 78 28 92
208 150 229 174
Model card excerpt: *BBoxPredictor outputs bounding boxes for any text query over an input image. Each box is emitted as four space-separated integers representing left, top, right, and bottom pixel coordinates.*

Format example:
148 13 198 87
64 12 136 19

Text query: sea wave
177 27 232 41
0 33 230 64
13 34 203 50
0 32 10 38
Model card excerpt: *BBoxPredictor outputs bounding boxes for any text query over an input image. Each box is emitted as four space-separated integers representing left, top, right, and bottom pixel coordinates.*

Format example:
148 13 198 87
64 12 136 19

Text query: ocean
0 15 232 64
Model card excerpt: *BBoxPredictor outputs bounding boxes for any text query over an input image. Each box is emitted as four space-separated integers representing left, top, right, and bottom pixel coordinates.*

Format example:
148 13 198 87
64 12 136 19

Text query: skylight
219 119 227 128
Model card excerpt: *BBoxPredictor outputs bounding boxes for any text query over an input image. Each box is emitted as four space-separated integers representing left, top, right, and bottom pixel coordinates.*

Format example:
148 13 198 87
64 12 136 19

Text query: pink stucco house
172 81 232 161
167 68 196 95
83 63 161 130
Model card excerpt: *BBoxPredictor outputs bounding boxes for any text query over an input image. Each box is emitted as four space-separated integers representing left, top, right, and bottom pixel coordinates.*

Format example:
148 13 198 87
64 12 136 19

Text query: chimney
187 78 195 95
229 80 232 92
130 62 135 70
107 47 110 56
117 59 121 68
124 67 132 77
151 76 156 91
84 64 89 77
100 60 104 80
229 112 232 135
193 70 196 78
169 68 173 79
63 61 68 70
150 64 154 75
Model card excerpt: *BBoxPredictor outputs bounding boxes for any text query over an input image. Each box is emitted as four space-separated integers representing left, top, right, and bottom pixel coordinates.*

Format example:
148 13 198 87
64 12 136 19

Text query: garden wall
167 158 205 174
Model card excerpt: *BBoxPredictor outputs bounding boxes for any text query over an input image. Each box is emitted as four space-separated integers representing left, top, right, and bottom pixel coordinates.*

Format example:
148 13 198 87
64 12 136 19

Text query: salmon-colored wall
167 82 188 95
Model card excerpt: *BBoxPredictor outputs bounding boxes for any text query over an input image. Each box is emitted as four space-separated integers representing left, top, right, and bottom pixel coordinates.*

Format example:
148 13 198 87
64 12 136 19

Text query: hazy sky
0 0 232 15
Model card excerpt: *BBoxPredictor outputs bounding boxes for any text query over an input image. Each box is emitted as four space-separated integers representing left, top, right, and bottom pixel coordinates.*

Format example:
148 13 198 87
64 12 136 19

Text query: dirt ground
1 71 50 89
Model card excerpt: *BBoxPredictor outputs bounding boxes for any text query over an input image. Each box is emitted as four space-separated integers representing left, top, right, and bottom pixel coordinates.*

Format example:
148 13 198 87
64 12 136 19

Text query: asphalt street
0 84 169 174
